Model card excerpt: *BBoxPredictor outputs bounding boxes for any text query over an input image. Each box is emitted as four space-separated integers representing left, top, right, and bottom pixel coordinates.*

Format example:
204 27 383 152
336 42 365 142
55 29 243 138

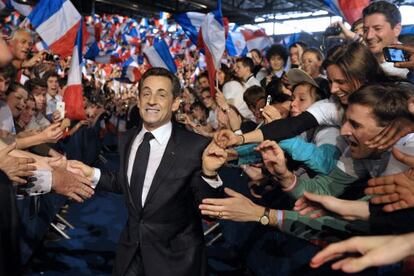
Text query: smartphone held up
383 47 409 63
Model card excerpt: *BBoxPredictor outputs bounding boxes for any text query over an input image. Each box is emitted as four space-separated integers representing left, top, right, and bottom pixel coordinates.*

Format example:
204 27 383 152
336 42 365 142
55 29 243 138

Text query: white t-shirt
306 98 344 127
0 101 16 134
381 61 409 79
222 80 255 121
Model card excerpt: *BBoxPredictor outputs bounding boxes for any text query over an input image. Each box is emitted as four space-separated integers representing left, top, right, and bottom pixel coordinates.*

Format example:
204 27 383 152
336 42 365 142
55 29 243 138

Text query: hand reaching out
256 140 288 177
51 168 94 203
310 234 414 273
0 143 36 183
40 123 64 143
294 192 370 220
67 160 94 179
366 147 414 212
213 129 242 148
202 141 228 176
199 187 263 222
390 43 414 70
262 105 282 124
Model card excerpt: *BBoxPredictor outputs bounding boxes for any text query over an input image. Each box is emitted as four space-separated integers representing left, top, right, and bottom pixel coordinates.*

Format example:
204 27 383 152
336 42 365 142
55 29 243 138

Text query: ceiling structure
91 0 414 25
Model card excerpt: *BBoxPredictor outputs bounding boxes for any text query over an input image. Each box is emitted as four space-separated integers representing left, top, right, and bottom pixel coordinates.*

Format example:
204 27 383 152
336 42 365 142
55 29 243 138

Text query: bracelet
277 210 283 228
281 174 297 192
201 171 218 179
238 134 245 145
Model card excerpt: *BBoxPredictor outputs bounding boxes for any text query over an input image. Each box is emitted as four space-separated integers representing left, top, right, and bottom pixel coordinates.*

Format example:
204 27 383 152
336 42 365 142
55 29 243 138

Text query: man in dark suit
78 67 226 275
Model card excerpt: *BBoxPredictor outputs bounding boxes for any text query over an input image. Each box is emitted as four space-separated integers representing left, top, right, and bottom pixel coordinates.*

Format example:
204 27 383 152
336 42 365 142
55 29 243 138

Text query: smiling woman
6 83 28 119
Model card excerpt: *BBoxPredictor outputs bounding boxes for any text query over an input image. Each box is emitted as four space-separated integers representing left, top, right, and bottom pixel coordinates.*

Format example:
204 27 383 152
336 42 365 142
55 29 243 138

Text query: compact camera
324 26 342 37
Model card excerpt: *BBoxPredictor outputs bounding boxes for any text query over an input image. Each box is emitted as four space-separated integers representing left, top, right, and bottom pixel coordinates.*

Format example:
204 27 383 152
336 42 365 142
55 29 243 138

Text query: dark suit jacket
97 123 220 276
0 170 20 276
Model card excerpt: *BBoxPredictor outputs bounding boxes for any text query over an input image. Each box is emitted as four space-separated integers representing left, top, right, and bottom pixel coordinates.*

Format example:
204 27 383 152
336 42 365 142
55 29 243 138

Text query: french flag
33 39 49 52
63 21 86 120
198 0 225 96
1 0 32 16
28 0 82 58
174 11 205 45
121 56 141 83
226 29 247 57
323 0 370 24
241 28 272 51
143 40 177 73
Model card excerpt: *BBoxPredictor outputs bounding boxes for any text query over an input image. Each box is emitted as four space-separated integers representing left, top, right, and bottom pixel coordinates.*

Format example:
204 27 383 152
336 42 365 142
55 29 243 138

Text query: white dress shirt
244 75 260 88
46 93 63 115
127 122 172 206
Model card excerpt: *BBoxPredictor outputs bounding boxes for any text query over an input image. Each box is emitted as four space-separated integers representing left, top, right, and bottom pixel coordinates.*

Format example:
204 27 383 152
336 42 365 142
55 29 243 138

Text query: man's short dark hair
25 78 47 94
0 64 16 80
138 67 180 98
43 70 60 81
6 82 27 96
266 44 288 65
288 41 308 51
348 84 413 127
197 71 209 82
236 57 254 73
362 1 401 28
190 101 208 117
243 85 266 108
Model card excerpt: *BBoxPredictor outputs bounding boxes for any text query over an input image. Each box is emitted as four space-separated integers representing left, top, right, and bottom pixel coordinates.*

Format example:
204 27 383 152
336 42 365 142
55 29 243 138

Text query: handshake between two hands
47 155 95 203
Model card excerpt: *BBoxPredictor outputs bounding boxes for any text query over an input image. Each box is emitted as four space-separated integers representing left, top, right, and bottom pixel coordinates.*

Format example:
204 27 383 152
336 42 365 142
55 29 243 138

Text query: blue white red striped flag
323 0 370 24
198 0 225 96
28 0 83 58
143 39 177 73
63 20 86 120
174 11 205 45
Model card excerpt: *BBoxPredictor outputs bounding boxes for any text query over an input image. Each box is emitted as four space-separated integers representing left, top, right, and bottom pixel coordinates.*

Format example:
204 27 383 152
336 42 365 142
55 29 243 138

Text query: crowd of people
2 0 414 275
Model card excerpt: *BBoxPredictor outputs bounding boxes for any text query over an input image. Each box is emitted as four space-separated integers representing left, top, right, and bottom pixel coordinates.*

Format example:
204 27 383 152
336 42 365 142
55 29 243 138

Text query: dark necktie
130 132 154 208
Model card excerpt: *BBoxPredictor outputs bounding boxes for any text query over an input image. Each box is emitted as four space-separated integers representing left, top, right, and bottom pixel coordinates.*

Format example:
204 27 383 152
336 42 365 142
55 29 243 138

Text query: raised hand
199 187 263 221
310 234 414 273
22 50 46 68
391 43 414 70
262 105 282 124
40 122 64 143
202 141 228 176
215 90 229 111
213 129 242 149
366 147 414 212
0 143 36 183
256 140 287 176
52 110 63 123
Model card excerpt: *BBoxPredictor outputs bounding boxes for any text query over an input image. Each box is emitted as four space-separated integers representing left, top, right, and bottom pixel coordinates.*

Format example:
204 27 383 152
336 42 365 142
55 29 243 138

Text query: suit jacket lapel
144 125 179 206
122 126 141 211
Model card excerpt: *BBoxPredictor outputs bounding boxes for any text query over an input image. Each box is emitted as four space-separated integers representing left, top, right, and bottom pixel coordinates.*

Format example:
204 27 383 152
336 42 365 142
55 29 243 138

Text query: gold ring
217 211 223 218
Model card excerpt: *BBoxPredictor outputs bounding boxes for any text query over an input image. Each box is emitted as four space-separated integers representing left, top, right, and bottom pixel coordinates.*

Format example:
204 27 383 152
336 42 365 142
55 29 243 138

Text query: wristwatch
259 207 270 226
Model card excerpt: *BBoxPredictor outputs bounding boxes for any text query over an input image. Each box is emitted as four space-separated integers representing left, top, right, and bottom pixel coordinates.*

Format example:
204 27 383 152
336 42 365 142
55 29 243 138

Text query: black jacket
97 123 221 276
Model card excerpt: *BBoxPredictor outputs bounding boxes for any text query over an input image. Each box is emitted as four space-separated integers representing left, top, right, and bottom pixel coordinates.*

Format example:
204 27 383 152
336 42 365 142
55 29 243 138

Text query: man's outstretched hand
0 142 36 183
202 141 228 177
366 147 414 212
52 168 94 203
